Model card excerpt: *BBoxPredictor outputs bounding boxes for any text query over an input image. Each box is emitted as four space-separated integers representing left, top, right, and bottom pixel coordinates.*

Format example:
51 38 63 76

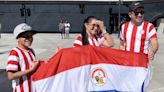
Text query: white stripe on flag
33 64 148 92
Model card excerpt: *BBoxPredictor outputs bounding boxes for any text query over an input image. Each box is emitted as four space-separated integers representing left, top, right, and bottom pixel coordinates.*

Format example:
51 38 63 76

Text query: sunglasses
18 35 33 39
89 24 99 28
133 10 144 16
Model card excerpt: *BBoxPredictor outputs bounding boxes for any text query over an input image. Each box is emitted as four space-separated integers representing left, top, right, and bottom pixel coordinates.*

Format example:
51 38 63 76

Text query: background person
58 20 65 39
64 20 71 38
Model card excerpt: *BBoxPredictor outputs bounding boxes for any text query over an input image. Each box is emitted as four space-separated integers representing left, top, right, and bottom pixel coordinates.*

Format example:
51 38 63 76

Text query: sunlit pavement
0 33 163 92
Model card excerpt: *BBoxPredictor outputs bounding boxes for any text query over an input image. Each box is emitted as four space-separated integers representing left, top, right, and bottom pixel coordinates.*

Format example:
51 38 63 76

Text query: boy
6 23 39 92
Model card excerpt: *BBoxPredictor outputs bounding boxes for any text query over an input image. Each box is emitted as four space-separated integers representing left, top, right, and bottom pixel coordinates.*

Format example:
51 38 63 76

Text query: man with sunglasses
6 23 39 92
119 2 159 91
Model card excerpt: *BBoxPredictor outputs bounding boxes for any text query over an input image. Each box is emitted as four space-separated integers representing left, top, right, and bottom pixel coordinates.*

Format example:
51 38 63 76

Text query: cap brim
29 30 37 34
16 30 38 39
22 30 37 34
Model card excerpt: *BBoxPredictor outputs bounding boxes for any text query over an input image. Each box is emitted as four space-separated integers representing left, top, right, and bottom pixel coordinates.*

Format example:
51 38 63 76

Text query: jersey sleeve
148 24 157 39
73 35 82 47
6 49 19 72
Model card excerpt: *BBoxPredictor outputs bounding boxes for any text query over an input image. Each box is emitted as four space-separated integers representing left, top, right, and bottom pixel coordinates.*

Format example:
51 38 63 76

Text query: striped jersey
6 47 36 92
73 35 105 47
120 21 157 54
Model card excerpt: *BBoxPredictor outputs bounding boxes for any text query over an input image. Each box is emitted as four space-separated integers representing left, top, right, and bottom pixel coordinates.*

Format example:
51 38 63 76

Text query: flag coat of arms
32 46 148 92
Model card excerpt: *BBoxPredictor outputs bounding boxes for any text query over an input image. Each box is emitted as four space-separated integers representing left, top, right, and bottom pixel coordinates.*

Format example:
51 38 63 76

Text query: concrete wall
0 4 116 33
0 3 164 33
144 3 164 21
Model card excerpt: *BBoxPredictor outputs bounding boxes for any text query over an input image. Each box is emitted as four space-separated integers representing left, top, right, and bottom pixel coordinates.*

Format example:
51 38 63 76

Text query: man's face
129 8 144 24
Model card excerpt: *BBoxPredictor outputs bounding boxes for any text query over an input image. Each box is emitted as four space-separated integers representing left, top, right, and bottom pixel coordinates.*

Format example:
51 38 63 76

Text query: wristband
102 29 107 34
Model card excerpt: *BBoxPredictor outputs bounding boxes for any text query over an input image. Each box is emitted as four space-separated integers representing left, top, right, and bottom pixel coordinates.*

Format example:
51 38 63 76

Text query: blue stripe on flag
142 82 144 92
89 90 119 92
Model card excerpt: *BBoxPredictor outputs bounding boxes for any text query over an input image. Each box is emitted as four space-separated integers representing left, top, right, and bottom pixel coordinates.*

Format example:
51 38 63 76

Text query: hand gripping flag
32 46 148 92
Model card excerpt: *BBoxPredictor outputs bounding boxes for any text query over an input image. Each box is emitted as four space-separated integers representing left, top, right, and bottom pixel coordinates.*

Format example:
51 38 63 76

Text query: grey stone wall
0 3 164 33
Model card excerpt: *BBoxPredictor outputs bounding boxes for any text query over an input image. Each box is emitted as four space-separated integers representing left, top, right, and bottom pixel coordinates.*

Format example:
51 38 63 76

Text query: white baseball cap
13 23 37 39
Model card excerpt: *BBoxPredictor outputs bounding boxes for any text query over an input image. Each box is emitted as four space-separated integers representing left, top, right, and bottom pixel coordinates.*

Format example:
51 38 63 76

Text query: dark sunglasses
134 10 144 16
89 24 99 27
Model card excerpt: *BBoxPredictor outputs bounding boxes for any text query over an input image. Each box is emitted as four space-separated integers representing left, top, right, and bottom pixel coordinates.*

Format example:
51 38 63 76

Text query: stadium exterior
0 0 164 33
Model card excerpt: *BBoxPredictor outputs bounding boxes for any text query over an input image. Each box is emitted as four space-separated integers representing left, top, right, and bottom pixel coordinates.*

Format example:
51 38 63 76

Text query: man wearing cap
6 23 39 92
119 2 159 91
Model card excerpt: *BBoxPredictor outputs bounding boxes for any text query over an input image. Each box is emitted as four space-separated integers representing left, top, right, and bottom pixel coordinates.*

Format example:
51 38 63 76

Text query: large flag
32 46 148 92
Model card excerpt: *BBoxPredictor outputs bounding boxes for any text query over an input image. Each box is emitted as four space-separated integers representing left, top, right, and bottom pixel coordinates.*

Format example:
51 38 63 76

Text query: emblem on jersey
91 67 107 86
140 30 145 34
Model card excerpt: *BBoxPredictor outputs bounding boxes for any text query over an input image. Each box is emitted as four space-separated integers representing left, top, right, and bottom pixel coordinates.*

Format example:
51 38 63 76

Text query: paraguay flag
32 46 148 92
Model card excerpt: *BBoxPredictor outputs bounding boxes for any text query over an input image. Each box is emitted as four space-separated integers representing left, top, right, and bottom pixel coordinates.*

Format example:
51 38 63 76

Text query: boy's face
17 32 34 48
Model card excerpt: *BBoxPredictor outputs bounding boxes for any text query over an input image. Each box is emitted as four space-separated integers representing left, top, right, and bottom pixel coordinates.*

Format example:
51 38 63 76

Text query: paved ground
0 33 164 92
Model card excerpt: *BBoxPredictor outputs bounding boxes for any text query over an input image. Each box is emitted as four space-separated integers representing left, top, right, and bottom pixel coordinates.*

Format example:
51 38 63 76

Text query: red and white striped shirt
6 47 36 92
73 35 105 47
120 21 157 54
